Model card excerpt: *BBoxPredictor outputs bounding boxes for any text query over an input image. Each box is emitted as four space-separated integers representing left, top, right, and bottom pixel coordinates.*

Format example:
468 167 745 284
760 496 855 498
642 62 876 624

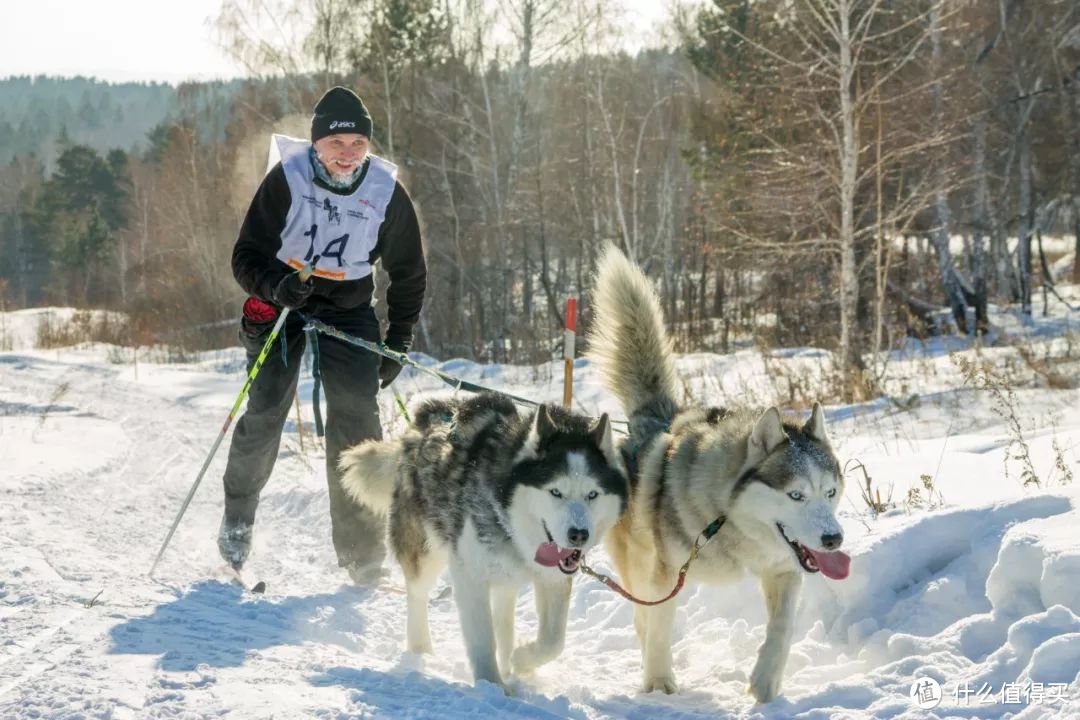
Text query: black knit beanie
311 86 372 142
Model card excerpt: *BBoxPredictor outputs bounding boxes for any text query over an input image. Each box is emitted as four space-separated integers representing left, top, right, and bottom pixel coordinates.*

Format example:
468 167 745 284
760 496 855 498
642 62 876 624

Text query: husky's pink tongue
534 541 576 567
809 549 851 580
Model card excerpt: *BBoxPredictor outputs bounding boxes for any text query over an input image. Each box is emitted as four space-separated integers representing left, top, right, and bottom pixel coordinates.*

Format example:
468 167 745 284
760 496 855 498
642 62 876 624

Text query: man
218 86 426 585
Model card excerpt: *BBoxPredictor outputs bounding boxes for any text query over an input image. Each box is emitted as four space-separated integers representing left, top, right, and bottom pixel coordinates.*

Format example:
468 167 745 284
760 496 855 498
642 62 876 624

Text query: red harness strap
577 515 726 606
578 559 690 606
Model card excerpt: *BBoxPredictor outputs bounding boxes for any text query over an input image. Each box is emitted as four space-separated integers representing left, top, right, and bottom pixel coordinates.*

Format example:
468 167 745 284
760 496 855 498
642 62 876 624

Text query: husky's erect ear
518 405 556 463
749 407 787 457
535 404 557 442
532 404 558 450
804 401 830 445
590 413 613 455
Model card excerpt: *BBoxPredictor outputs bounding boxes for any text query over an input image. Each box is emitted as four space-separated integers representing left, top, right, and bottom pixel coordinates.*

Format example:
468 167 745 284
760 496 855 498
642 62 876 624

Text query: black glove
378 337 410 389
270 272 314 310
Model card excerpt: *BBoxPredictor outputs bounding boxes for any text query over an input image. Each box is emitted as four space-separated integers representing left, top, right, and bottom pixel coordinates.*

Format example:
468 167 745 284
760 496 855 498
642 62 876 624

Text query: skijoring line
301 318 544 410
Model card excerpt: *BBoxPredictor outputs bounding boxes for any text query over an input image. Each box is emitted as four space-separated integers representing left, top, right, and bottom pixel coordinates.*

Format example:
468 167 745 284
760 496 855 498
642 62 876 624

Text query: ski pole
148 259 318 577
393 390 411 423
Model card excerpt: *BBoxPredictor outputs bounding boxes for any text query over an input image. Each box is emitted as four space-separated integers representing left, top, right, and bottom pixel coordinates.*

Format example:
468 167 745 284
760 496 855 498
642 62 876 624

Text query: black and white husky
339 393 628 688
587 244 851 703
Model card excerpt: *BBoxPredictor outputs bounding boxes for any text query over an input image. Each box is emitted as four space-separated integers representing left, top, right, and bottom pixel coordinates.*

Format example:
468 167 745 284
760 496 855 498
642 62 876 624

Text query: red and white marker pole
563 298 577 409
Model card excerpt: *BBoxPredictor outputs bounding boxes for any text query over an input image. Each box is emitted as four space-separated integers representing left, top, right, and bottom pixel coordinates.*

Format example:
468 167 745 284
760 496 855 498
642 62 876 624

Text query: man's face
313 133 369 179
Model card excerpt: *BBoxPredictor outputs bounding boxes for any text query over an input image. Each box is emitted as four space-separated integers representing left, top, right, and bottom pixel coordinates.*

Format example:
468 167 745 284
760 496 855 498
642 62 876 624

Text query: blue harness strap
307 326 324 437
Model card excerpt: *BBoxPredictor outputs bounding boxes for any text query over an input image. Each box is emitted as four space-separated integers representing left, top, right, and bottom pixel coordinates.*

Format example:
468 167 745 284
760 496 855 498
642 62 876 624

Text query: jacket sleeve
373 180 427 348
232 163 292 302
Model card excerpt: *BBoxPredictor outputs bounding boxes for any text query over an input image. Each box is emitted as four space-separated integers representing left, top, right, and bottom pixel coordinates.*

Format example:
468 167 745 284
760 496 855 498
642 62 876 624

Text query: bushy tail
338 439 401 515
587 243 679 422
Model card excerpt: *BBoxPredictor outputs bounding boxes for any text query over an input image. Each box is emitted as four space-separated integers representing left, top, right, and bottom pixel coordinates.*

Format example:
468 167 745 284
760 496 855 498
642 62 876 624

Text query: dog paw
510 642 556 674
472 663 507 689
642 675 678 694
510 643 540 674
748 659 782 703
406 639 433 654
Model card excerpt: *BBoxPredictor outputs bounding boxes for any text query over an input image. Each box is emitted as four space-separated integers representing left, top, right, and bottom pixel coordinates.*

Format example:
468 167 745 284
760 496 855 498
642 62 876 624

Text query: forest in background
1 0 1078 401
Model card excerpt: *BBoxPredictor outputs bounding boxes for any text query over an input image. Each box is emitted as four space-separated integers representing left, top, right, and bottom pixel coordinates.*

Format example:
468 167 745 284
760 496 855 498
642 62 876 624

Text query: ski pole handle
296 257 318 283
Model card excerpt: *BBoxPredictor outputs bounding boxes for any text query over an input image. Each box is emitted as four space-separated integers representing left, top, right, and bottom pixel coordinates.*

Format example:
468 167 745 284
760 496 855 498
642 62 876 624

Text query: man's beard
329 169 355 184
318 154 365 186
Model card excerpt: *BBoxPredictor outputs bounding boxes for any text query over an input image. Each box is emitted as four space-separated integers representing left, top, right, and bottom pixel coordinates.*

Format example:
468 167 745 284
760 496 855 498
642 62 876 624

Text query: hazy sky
1 0 239 84
0 0 677 85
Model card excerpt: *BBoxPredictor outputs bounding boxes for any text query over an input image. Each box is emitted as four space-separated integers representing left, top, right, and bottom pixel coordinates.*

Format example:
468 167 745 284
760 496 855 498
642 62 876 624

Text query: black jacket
232 159 426 346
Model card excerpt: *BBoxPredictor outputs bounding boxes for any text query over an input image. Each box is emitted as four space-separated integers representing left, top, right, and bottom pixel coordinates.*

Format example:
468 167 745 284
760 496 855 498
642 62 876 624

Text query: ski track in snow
1 338 1079 719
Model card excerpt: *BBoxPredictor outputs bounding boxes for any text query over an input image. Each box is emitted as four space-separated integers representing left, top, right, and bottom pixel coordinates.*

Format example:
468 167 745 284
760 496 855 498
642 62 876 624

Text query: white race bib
269 134 397 281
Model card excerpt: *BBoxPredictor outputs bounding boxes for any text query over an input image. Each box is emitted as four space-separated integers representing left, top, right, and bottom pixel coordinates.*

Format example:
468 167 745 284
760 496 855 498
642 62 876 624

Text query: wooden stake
563 298 577 408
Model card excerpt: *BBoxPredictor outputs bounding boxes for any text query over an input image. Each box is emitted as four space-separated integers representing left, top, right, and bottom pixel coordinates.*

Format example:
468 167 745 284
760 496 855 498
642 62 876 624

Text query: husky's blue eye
549 489 563 499
586 490 599 500
788 491 804 501
826 488 837 499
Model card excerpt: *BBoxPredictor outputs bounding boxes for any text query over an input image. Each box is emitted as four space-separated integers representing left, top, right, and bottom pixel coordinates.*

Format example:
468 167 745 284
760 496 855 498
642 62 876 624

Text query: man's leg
219 313 306 565
317 309 386 575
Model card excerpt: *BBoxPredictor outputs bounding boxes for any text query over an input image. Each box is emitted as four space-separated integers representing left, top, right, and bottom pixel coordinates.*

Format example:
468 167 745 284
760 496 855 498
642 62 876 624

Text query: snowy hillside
1 306 1079 719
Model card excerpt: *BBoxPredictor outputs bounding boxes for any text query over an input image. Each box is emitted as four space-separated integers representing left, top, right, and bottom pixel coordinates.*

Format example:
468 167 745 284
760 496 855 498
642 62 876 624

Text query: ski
220 564 266 594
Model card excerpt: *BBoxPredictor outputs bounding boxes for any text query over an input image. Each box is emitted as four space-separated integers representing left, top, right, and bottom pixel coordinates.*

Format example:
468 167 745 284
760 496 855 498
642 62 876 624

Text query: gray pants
221 308 386 569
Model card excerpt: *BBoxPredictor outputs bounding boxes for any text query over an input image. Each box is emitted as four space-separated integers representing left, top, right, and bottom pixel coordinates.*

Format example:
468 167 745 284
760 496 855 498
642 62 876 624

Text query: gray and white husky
587 244 851 703
338 393 628 688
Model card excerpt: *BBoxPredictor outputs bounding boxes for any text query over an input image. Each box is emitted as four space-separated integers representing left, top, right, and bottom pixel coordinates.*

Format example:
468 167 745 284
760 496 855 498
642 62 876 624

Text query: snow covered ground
1 303 1079 719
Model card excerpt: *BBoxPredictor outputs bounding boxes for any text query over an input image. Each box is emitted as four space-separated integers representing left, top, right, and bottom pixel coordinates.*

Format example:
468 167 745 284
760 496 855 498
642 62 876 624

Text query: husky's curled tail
338 397 482 516
588 244 681 461
337 439 401 516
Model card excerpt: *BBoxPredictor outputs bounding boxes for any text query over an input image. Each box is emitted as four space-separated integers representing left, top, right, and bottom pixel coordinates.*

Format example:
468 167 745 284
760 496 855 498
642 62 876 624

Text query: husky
586 244 851 703
338 393 628 688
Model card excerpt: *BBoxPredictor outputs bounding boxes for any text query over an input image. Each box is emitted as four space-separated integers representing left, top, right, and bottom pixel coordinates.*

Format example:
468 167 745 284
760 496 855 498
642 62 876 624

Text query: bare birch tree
699 0 956 396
